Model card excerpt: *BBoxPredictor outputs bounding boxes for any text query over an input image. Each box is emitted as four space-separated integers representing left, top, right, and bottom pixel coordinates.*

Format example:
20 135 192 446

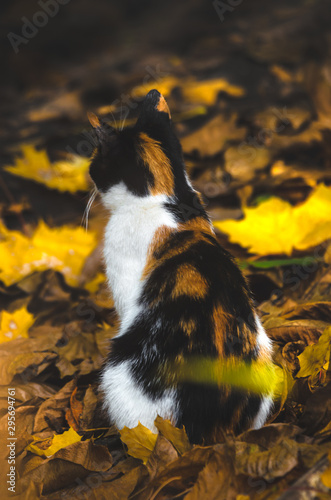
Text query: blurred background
1 0 331 302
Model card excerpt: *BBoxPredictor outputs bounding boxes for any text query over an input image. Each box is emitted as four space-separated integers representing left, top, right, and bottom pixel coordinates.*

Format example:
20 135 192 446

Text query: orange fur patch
213 304 258 357
172 264 209 299
180 319 196 336
142 225 175 281
179 216 215 236
212 306 230 357
156 95 171 118
139 133 174 196
142 218 216 294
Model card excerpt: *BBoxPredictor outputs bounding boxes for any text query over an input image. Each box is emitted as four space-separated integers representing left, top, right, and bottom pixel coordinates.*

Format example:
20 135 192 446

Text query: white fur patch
101 361 177 430
102 183 177 334
252 396 274 429
255 314 273 362
252 315 274 428
100 183 178 431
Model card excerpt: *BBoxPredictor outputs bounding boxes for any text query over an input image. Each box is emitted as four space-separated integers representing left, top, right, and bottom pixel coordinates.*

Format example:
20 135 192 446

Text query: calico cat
88 89 273 444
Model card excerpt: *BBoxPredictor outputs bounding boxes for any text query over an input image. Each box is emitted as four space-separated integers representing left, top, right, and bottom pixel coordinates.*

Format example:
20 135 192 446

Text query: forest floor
1 0 331 498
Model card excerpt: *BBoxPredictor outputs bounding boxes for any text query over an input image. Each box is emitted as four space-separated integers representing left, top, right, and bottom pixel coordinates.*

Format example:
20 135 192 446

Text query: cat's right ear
87 112 114 144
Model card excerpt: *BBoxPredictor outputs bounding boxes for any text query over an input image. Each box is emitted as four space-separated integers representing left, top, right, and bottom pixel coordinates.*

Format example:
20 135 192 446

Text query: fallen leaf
182 78 245 104
296 326 331 378
185 445 232 500
224 145 271 183
0 306 34 343
4 144 90 193
19 439 112 495
133 76 244 105
65 387 84 432
154 416 191 455
214 183 331 255
181 114 246 156
0 221 97 287
138 446 215 500
33 379 76 435
0 326 62 385
120 422 158 464
26 427 82 458
146 434 178 479
321 450 331 489
235 438 299 480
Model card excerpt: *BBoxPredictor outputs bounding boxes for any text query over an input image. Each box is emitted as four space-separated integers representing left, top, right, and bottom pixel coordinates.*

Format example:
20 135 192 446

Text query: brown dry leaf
65 387 84 432
27 91 82 122
265 321 325 345
44 460 145 500
18 439 112 496
137 446 215 500
306 62 331 130
181 114 246 156
0 326 63 385
185 445 233 500
146 434 179 480
80 386 99 430
0 382 56 406
235 438 299 480
33 380 76 435
254 107 312 134
224 146 271 183
237 424 303 450
267 120 323 149
298 381 331 433
281 341 306 374
154 416 191 455
55 332 103 378
283 301 331 322
80 464 146 500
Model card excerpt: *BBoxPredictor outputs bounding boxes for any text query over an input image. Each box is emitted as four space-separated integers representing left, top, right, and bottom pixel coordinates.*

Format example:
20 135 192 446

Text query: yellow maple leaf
133 77 244 105
0 307 34 343
182 78 245 104
214 183 331 255
4 145 90 193
26 427 82 458
296 327 331 378
84 273 106 293
133 76 180 99
120 422 158 464
154 416 191 455
321 450 331 489
0 221 97 286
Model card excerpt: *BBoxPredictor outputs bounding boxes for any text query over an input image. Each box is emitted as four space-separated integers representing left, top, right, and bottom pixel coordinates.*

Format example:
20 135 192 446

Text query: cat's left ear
87 112 114 143
136 89 171 128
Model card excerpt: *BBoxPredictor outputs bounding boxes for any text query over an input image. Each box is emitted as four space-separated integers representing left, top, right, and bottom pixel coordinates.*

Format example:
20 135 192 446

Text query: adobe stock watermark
213 0 244 23
7 0 71 54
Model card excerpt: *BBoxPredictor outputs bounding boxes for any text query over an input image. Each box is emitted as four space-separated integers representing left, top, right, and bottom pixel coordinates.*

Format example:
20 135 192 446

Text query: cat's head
88 89 189 200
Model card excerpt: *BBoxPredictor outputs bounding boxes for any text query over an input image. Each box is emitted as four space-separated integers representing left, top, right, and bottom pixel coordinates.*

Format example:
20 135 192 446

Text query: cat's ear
87 112 115 143
136 89 171 129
